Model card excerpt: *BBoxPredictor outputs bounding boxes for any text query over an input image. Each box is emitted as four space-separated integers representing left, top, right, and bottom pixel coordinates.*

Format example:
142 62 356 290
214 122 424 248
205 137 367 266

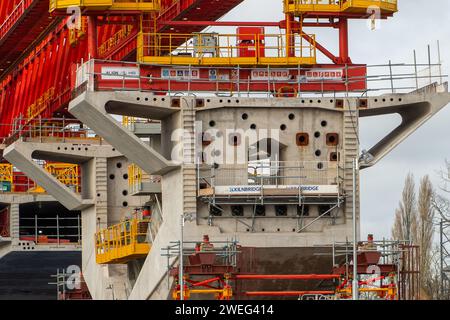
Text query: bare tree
416 175 435 297
392 173 417 242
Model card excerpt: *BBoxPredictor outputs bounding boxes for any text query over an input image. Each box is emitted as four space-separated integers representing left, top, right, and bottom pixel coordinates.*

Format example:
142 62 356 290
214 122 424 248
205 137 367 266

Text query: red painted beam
301 33 339 64
159 20 337 28
190 277 222 288
160 21 280 27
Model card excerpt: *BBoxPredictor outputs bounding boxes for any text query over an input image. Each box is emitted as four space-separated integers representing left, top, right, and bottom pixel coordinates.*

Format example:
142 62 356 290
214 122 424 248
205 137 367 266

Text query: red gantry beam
0 0 58 75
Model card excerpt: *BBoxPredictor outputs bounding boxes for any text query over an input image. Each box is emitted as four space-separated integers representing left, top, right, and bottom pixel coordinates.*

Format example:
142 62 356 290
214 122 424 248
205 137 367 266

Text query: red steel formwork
0 0 246 139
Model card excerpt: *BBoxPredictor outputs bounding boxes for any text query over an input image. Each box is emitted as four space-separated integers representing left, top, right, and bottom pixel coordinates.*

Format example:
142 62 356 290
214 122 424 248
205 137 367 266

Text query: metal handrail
74 58 447 98
138 32 316 64
50 0 161 12
0 162 81 194
0 0 34 40
0 116 103 145
284 0 398 12
198 161 344 190
128 164 161 194
95 216 151 264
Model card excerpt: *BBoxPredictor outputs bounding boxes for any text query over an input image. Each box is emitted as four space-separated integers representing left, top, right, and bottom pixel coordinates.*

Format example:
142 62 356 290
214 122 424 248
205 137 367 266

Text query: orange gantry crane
0 0 245 138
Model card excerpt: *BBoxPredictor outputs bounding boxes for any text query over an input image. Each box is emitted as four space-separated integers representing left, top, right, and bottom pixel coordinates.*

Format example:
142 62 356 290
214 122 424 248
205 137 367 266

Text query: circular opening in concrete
116 163 122 169
123 174 128 180
288 113 295 120
122 201 128 207
280 124 287 131
250 124 257 130
122 190 128 196
315 150 321 157
321 120 327 127
209 120 216 127
109 174 115 180
242 113 248 120
314 132 321 138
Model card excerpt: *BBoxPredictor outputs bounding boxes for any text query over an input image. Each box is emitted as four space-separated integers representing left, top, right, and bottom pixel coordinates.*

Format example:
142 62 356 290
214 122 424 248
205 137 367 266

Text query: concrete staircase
182 103 197 215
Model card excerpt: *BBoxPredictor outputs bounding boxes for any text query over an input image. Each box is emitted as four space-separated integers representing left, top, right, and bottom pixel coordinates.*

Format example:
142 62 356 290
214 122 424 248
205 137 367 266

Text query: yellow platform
95 218 151 264
137 32 317 66
50 0 160 13
284 0 397 16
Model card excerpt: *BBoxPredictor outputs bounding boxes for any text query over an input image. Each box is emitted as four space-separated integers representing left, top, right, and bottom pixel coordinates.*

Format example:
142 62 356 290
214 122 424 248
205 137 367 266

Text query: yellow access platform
50 0 161 13
95 217 151 264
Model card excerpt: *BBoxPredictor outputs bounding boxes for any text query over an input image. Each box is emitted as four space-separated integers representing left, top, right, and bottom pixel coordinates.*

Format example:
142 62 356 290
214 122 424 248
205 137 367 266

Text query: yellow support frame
45 163 80 192
95 217 151 264
50 0 161 13
284 0 397 15
138 32 317 66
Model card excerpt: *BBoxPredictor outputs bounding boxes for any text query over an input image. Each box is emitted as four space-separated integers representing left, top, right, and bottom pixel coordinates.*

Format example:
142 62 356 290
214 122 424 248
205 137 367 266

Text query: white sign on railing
251 69 290 81
161 68 200 80
101 66 140 80
214 185 339 195
304 69 344 81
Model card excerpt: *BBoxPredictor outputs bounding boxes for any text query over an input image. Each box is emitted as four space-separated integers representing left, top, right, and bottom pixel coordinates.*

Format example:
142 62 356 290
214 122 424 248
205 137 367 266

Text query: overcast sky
217 0 450 239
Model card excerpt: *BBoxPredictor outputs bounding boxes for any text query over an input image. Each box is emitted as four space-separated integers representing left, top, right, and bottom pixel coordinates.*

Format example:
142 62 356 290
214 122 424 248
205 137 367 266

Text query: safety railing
1 117 103 145
95 216 151 264
122 116 137 130
49 0 161 12
0 0 34 40
45 163 81 193
198 161 343 191
19 214 81 245
284 0 398 15
74 57 446 98
128 164 161 194
138 32 317 66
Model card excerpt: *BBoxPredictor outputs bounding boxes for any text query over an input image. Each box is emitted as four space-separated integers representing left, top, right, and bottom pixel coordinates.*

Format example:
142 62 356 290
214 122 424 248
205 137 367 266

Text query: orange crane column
338 18 350 64
88 17 98 59
285 13 295 57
